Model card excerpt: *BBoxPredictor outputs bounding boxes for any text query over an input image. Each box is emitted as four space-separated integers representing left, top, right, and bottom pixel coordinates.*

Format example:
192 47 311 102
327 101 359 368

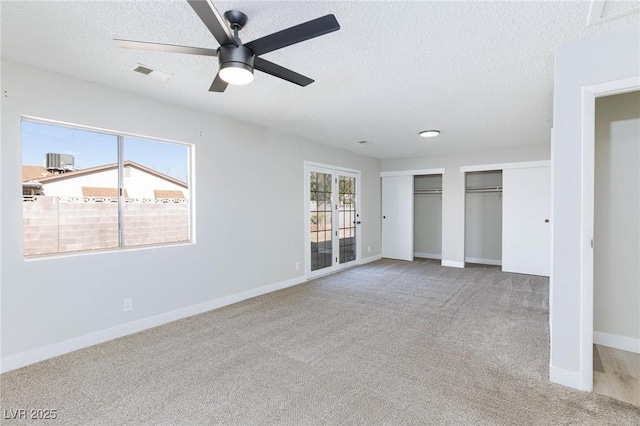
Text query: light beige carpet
1 259 639 425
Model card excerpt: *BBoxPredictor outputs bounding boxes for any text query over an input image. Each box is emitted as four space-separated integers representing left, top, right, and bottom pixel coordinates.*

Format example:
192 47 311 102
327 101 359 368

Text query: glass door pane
338 175 357 264
310 171 333 272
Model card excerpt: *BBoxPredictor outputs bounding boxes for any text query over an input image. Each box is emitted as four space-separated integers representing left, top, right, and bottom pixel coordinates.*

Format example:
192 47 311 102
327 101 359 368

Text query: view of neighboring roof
22 165 55 182
82 187 129 198
21 161 188 187
80 187 186 199
154 190 185 199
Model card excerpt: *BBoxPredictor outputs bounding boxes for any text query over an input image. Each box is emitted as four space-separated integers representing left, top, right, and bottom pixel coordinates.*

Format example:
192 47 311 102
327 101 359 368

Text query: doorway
592 90 640 406
305 163 360 278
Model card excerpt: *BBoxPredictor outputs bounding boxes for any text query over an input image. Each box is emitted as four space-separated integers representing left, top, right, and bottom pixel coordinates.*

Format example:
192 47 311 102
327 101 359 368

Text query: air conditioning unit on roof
44 153 74 173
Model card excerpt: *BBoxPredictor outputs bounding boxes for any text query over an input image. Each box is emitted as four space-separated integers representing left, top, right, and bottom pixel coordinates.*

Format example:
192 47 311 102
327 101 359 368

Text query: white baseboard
464 257 502 266
442 260 465 268
360 254 382 265
594 331 640 354
0 275 306 374
413 252 442 260
549 365 586 391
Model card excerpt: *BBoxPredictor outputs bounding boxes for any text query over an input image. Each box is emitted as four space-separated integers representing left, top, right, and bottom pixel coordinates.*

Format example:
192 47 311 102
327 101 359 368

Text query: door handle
383 216 386 219
544 219 550 223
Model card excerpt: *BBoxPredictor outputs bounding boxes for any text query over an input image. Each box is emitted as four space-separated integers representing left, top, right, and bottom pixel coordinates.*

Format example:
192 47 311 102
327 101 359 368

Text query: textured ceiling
1 1 639 159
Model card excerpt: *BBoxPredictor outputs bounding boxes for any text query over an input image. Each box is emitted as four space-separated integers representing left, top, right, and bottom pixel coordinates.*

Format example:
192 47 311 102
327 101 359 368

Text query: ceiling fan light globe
219 63 254 85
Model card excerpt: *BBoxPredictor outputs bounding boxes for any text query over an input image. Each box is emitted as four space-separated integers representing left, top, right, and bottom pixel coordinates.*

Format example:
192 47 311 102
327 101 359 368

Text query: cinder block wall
22 197 189 256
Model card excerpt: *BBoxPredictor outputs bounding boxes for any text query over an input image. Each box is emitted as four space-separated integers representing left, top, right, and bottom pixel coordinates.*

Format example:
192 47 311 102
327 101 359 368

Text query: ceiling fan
115 0 340 92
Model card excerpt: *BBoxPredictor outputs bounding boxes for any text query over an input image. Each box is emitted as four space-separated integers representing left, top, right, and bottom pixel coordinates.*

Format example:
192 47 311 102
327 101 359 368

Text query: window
21 119 192 257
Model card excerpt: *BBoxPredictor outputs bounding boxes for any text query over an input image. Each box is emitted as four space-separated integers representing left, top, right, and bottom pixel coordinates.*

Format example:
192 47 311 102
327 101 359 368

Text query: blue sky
21 120 189 182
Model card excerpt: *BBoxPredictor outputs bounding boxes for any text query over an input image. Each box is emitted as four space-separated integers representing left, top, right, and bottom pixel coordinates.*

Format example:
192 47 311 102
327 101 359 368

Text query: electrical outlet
295 262 300 271
123 298 133 312
368 246 371 253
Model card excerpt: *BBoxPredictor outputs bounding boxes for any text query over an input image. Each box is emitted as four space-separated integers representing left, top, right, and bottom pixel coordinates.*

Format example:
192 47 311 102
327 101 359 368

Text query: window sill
23 240 195 262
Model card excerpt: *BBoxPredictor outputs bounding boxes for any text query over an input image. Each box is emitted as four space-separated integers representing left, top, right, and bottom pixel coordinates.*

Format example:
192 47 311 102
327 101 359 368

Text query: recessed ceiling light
419 130 440 138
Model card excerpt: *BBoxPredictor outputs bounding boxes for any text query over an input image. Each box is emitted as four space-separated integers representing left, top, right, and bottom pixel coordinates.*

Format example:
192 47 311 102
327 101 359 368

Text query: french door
305 163 360 278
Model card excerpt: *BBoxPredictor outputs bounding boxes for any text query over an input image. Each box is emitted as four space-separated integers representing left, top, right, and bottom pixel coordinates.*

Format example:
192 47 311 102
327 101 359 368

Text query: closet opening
413 174 442 264
464 170 503 268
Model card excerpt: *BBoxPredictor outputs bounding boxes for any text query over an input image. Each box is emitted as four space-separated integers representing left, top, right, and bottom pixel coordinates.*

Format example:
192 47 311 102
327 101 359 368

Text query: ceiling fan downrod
224 10 248 42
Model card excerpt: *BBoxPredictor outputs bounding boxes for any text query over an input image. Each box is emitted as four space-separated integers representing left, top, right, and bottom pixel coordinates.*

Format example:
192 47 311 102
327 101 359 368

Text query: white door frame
304 161 361 279
579 76 640 391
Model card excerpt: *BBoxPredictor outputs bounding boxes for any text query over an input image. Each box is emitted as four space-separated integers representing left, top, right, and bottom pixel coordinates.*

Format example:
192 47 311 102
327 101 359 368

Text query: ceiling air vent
132 64 172 82
133 65 153 75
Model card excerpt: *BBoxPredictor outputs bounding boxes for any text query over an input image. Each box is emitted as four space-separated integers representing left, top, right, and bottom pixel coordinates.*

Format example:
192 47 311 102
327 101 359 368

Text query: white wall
381 144 550 267
594 91 640 347
413 175 442 258
551 23 640 390
0 59 381 369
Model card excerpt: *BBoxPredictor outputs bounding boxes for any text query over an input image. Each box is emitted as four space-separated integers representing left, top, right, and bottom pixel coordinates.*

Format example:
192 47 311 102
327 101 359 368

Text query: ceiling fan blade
245 14 339 56
187 0 238 46
254 57 314 87
209 73 228 92
115 39 218 56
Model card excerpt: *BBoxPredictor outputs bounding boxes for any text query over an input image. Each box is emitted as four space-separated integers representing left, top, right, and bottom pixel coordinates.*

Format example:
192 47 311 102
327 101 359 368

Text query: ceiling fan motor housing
218 45 254 72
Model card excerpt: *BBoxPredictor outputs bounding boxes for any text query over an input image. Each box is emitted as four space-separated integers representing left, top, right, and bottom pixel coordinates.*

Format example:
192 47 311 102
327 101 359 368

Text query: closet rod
466 186 502 193
414 188 442 194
